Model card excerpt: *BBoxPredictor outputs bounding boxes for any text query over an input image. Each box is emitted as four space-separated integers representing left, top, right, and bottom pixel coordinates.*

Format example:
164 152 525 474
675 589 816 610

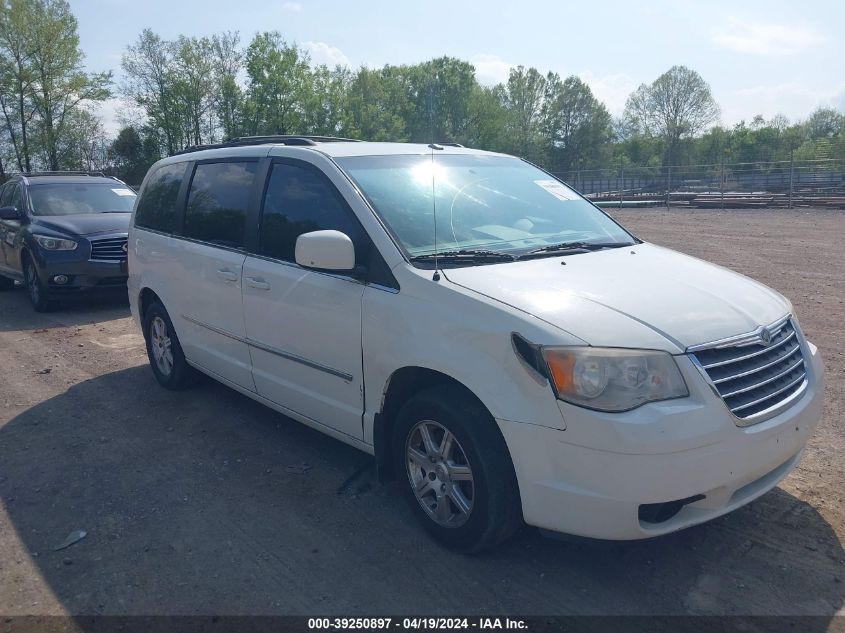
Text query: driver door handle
216 268 239 283
245 276 271 291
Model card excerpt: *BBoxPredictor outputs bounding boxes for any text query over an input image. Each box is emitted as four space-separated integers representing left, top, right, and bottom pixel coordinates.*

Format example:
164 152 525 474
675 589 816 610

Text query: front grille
690 319 807 422
90 236 128 262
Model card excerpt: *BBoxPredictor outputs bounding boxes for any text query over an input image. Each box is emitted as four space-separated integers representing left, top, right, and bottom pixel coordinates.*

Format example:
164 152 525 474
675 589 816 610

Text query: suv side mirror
0 205 21 220
295 230 356 272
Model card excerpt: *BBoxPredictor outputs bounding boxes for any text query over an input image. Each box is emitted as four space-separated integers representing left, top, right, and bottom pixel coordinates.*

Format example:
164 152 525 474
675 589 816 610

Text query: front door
242 159 367 440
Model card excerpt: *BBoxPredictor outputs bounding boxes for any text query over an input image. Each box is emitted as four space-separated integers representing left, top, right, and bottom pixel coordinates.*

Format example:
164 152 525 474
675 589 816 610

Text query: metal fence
553 158 845 209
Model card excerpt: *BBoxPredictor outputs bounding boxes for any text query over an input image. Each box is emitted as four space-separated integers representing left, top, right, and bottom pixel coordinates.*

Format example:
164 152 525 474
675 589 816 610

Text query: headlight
541 347 688 412
34 235 77 251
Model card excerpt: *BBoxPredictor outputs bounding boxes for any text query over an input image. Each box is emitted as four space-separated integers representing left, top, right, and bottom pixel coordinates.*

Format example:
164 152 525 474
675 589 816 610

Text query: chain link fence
554 158 845 209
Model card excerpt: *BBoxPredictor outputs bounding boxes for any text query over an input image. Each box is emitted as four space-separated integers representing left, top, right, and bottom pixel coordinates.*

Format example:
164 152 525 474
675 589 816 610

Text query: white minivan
128 136 824 552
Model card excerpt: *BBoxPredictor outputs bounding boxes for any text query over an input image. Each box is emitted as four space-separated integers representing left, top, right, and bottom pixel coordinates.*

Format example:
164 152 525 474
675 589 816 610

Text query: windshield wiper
519 241 632 259
409 249 516 264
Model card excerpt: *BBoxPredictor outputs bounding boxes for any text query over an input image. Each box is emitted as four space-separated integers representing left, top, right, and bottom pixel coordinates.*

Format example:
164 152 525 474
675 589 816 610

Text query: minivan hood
443 243 791 352
31 213 130 237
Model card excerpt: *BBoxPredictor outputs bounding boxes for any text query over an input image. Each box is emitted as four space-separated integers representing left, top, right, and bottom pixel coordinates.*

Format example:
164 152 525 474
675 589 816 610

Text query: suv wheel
393 384 522 553
143 300 200 390
23 258 55 312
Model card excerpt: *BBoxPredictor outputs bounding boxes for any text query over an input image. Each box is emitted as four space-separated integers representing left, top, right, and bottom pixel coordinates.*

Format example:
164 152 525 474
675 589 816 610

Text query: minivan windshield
28 183 137 216
335 154 634 261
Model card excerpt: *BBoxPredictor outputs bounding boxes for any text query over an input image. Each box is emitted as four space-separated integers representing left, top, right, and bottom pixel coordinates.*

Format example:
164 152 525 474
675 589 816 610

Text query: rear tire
23 257 56 312
392 384 522 553
143 300 200 390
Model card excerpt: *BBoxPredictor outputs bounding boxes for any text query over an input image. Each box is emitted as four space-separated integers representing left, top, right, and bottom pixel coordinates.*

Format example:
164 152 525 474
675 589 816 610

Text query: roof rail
438 142 465 148
174 135 362 156
16 170 109 178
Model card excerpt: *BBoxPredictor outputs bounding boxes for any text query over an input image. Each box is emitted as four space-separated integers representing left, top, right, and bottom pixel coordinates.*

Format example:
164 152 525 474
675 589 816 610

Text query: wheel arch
373 366 497 483
138 287 162 322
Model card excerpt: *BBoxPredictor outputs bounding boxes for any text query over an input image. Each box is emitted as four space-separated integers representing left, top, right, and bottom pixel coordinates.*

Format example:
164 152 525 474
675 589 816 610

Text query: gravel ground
0 207 843 619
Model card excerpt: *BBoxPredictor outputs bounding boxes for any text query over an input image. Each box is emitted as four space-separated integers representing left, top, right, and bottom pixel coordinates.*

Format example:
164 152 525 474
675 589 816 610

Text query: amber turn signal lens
544 349 576 395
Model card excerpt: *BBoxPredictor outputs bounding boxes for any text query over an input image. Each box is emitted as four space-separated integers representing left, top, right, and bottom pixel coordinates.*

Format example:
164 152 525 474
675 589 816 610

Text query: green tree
0 0 37 171
122 29 180 155
804 107 843 139
171 35 216 146
109 125 159 184
26 0 111 170
624 65 719 165
243 32 310 135
345 66 409 141
401 57 479 144
303 64 350 137
211 31 243 140
541 74 612 172
56 107 106 170
497 66 547 160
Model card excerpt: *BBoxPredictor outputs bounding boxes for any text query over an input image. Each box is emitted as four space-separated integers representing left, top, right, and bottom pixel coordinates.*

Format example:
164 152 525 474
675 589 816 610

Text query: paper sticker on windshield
112 188 134 196
534 180 577 201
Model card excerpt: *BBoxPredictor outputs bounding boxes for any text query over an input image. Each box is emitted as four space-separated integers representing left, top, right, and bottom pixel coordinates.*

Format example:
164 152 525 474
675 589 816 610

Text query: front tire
393 384 522 553
143 300 200 390
23 257 55 312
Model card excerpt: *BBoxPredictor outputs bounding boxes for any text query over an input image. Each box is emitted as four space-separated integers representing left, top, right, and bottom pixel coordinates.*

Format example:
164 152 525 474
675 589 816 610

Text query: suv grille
690 319 807 422
90 236 128 262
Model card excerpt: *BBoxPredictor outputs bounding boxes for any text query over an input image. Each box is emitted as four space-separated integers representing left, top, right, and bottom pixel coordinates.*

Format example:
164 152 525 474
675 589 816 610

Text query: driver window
258 162 363 264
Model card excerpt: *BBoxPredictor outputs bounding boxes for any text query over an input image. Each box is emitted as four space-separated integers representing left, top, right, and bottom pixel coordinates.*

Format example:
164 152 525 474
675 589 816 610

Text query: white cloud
723 81 845 123
93 98 125 136
281 1 302 12
470 54 514 86
711 18 824 57
579 71 638 116
303 41 351 68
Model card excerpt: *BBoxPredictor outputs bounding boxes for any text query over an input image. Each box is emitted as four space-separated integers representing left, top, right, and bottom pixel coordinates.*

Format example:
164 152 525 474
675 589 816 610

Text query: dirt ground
0 207 843 619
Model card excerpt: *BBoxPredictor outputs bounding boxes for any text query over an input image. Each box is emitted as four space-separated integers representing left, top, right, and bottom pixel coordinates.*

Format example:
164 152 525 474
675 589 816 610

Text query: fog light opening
639 494 706 524
51 274 70 285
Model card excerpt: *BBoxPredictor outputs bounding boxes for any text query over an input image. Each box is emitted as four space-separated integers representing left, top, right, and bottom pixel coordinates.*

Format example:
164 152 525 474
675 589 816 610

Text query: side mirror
0 205 20 220
295 230 356 272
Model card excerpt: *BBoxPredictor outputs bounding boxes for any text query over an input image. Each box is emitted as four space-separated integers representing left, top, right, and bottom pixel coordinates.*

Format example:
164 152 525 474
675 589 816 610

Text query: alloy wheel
405 420 475 527
150 316 174 376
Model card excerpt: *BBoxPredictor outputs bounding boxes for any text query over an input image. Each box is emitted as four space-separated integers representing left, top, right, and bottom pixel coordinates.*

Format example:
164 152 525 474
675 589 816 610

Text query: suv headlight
541 347 688 412
34 235 77 251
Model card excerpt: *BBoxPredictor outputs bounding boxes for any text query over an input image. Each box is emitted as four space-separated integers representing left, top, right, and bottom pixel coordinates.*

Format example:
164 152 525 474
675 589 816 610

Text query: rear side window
135 163 185 233
259 162 361 262
184 162 257 248
0 183 20 208
6 183 21 209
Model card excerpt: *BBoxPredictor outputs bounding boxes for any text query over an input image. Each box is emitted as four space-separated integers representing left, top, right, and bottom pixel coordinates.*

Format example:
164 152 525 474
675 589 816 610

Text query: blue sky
71 0 845 133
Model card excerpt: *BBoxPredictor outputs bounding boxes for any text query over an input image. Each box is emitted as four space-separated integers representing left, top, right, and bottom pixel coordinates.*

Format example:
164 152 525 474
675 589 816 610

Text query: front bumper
498 341 825 540
33 254 127 297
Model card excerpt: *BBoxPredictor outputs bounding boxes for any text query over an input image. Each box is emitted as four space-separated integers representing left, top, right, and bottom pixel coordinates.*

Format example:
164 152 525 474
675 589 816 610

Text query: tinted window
135 163 185 232
6 184 21 209
0 184 10 207
29 183 135 216
185 162 257 248
259 162 361 262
